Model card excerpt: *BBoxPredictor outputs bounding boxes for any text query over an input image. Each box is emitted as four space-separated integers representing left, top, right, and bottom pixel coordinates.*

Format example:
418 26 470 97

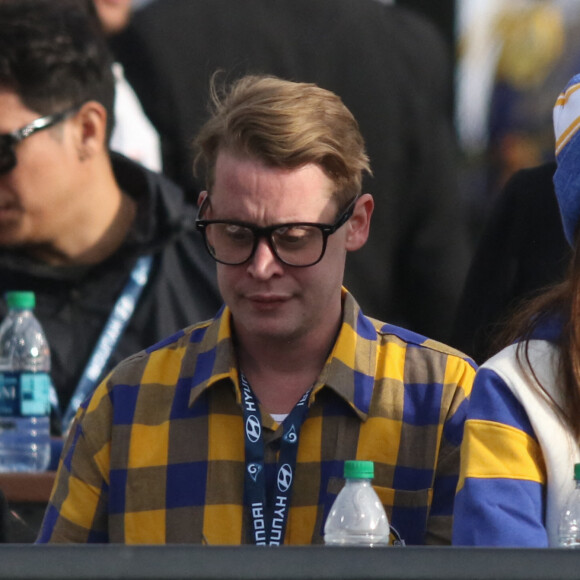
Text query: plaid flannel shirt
38 289 475 545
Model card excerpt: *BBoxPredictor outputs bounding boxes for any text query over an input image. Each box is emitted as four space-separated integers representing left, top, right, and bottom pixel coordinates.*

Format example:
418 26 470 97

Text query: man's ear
197 191 212 218
198 191 208 207
345 193 374 251
71 101 108 161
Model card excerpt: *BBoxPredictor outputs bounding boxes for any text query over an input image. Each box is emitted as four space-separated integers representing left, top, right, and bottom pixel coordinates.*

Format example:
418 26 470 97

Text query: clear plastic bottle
559 463 580 548
0 291 52 472
324 460 390 546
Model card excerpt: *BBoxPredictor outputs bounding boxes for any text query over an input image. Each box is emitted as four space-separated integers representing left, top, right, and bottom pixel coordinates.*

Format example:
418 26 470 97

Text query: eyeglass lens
204 223 326 266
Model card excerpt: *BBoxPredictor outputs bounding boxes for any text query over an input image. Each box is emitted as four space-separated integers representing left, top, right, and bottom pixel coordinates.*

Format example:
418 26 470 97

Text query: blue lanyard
241 372 311 546
60 255 153 431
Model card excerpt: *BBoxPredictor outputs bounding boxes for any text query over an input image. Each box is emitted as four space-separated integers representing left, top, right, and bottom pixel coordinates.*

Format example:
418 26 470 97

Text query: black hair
0 0 115 137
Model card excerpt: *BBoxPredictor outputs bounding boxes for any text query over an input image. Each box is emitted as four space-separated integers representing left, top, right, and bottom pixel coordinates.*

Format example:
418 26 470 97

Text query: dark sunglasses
0 108 79 175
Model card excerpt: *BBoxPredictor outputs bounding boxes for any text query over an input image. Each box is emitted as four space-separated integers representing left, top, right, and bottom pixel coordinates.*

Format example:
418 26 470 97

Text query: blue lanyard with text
241 372 311 546
60 254 153 432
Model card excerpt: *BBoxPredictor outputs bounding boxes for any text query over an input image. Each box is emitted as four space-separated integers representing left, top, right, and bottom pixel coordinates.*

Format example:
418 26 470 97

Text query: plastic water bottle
324 460 391 546
559 463 580 548
0 291 52 472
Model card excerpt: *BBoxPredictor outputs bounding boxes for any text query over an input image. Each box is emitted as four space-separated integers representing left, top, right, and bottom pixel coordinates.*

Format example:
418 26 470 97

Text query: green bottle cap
574 463 580 481
343 460 374 479
4 291 35 310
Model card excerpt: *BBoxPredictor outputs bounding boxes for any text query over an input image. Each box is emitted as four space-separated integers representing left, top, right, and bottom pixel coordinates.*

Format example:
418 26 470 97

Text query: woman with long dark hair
453 73 580 546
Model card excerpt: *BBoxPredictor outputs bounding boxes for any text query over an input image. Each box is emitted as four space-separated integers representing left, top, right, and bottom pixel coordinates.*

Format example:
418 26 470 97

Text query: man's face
205 150 360 347
93 0 132 36
0 90 80 248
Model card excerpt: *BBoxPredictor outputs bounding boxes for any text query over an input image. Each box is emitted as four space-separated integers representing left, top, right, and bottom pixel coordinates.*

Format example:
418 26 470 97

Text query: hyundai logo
245 414 261 443
277 464 293 492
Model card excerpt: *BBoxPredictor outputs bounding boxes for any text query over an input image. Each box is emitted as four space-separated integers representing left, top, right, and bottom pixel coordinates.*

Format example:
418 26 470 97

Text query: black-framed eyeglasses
0 108 79 175
195 195 359 267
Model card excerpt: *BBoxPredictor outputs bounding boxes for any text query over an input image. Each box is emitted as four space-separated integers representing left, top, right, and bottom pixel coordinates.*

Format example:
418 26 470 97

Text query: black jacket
451 162 570 362
0 154 221 413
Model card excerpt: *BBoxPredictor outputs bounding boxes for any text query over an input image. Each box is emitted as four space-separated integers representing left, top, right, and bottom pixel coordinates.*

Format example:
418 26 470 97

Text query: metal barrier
0 545 579 580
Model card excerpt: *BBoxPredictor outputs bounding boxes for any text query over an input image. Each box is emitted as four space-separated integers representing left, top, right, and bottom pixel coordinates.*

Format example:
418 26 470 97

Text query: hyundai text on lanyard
240 372 312 546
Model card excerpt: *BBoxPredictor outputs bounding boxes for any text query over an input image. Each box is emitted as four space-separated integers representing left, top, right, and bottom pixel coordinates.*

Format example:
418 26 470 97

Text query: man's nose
246 237 284 278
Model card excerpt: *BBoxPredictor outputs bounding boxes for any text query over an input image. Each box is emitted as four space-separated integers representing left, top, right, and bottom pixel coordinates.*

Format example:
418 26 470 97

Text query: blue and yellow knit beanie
554 73 580 246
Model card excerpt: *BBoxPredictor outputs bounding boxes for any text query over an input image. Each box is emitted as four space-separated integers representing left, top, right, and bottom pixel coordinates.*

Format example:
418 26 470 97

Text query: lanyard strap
241 372 311 546
60 255 153 431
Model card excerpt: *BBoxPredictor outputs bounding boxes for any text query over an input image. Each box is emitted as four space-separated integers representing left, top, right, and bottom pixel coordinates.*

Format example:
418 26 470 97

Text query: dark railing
0 545 579 580
1 471 580 579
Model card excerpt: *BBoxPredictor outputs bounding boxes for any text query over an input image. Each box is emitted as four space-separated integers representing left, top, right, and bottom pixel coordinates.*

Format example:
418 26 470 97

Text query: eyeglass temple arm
12 110 73 142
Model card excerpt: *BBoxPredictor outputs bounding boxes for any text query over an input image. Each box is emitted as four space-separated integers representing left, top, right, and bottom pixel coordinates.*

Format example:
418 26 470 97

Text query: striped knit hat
554 73 580 246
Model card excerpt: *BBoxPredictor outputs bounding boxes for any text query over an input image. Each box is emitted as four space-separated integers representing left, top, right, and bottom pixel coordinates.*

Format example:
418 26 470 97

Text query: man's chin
0 230 26 247
238 318 305 345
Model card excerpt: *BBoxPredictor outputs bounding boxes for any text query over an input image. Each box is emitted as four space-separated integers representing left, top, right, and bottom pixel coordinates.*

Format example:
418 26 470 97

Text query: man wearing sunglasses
0 0 220 433
39 75 475 546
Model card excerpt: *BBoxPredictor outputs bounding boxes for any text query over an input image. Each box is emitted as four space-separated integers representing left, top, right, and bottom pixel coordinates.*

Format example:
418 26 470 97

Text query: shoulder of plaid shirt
453 321 580 547
37 288 475 545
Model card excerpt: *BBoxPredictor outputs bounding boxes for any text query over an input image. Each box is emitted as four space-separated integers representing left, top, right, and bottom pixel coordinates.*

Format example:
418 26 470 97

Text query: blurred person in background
93 0 162 171
456 0 580 239
451 160 570 363
93 0 132 35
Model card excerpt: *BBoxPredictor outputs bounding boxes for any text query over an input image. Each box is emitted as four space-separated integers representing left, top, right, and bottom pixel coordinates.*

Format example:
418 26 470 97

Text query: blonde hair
193 74 371 207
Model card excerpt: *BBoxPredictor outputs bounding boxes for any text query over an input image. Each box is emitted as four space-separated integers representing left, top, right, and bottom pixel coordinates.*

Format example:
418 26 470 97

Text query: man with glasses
38 75 475 545
0 0 220 436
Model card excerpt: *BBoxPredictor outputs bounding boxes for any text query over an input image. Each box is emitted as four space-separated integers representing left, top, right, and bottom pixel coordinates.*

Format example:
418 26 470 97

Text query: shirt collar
187 304 240 408
315 289 377 420
188 288 378 420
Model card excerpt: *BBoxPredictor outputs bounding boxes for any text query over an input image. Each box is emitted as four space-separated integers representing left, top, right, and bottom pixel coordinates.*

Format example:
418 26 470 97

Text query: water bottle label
0 372 51 417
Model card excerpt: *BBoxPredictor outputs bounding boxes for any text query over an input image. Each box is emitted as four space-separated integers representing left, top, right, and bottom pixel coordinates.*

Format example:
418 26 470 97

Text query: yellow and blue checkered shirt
38 290 475 545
